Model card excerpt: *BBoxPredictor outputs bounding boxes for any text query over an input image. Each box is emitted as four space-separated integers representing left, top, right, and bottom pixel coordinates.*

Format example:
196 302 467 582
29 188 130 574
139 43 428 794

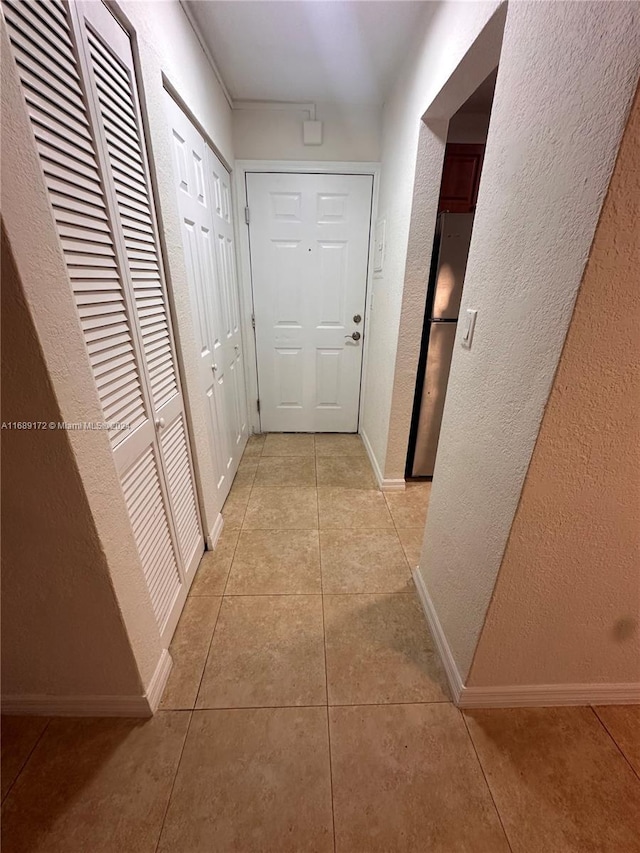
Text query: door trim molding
206 511 224 551
412 569 640 708
233 160 381 434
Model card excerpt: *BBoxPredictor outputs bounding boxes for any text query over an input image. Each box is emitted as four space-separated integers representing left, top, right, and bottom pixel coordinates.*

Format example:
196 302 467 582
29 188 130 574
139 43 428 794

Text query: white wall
120 0 233 165
417 1 639 682
233 102 381 162
359 1 502 476
1 229 145 701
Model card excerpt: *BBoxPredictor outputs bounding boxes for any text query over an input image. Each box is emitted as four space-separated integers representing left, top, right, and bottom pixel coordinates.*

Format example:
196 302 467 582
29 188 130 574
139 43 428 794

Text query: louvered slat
87 29 179 411
159 416 201 565
121 449 181 629
7 0 203 642
4 0 146 444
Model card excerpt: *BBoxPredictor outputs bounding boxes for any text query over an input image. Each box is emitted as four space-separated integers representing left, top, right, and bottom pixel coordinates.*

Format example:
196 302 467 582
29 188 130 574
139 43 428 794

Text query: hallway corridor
2 434 640 851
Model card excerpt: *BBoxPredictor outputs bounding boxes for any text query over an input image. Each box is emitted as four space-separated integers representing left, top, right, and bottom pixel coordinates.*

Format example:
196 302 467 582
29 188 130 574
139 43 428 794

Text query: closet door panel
121 447 181 631
2 0 148 451
4 0 203 643
163 93 233 501
206 146 248 464
159 414 201 566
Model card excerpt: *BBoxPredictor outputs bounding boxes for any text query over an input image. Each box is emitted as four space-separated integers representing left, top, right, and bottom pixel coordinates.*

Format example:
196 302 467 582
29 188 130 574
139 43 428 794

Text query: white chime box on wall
303 120 323 145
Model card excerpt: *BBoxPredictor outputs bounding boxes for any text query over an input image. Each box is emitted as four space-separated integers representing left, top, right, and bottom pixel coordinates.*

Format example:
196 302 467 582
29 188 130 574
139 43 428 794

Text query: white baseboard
145 648 173 713
359 428 405 492
206 512 224 550
1 694 152 717
459 681 640 708
412 568 463 703
411 569 640 708
1 650 173 718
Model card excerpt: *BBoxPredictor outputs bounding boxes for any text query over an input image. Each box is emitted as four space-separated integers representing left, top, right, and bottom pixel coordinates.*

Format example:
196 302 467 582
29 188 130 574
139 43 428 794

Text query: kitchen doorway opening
405 68 498 480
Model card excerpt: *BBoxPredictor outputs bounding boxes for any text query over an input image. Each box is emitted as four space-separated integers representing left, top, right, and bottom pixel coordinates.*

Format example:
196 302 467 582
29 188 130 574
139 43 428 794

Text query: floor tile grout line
1 717 52 806
193 591 415 597
459 710 515 853
230 438 260 547
325 703 338 853
163 699 454 712
318 477 338 852
220 519 246 597
187 591 227 712
154 709 194 853
589 705 640 783
386 479 415 573
193 485 249 704
172 449 253 709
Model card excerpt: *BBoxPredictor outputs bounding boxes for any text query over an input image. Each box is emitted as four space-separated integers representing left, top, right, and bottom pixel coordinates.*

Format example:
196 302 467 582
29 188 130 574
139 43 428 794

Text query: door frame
233 160 380 434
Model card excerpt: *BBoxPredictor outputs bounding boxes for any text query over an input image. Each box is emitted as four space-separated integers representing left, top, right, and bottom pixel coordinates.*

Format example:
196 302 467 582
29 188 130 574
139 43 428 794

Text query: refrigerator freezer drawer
411 322 457 477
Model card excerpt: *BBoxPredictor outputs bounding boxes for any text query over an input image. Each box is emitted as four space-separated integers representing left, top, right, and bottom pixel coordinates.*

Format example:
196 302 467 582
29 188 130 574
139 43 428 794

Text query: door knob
212 363 218 372
155 417 165 429
345 331 361 341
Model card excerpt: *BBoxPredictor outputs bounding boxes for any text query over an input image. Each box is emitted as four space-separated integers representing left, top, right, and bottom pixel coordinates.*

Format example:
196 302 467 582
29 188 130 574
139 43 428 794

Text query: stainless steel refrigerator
408 212 475 477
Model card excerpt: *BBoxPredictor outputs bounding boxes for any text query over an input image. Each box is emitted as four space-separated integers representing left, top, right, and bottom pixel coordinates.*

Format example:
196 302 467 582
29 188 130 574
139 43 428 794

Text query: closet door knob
155 417 165 429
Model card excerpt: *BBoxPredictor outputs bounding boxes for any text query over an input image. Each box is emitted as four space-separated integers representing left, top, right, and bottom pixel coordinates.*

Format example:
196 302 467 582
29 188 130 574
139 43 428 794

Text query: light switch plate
461 309 477 349
373 218 386 274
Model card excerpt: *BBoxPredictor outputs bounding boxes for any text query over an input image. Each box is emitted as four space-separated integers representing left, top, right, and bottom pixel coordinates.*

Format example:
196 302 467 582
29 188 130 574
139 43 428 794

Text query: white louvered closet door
3 0 202 644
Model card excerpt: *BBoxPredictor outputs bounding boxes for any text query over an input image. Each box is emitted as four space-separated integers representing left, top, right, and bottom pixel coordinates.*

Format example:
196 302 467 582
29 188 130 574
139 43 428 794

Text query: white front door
246 173 373 432
164 94 247 503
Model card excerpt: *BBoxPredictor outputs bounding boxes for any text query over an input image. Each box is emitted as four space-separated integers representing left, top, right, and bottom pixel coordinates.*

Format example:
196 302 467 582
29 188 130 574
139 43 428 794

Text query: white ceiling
185 1 427 105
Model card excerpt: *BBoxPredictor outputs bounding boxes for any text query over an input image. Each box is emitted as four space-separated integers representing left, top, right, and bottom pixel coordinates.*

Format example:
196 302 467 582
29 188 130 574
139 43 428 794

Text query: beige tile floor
2 433 640 852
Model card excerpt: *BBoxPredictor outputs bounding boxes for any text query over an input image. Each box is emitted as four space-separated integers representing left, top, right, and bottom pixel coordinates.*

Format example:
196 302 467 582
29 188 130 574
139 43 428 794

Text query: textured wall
468 86 640 687
359 0 501 475
232 102 381 162
418 1 640 682
1 231 143 697
121 1 233 165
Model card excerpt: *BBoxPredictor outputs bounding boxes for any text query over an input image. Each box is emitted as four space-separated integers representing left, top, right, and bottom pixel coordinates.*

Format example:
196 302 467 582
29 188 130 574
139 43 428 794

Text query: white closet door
73 1 203 601
4 0 202 643
163 93 247 504
206 146 248 468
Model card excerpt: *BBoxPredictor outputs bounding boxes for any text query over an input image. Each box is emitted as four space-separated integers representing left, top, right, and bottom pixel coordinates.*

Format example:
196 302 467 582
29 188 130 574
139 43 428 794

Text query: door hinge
244 206 250 225
251 314 255 329
256 398 260 413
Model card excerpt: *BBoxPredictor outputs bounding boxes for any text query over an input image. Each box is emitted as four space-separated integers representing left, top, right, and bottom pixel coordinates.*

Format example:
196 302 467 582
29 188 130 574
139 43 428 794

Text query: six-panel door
164 93 248 505
247 173 373 432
